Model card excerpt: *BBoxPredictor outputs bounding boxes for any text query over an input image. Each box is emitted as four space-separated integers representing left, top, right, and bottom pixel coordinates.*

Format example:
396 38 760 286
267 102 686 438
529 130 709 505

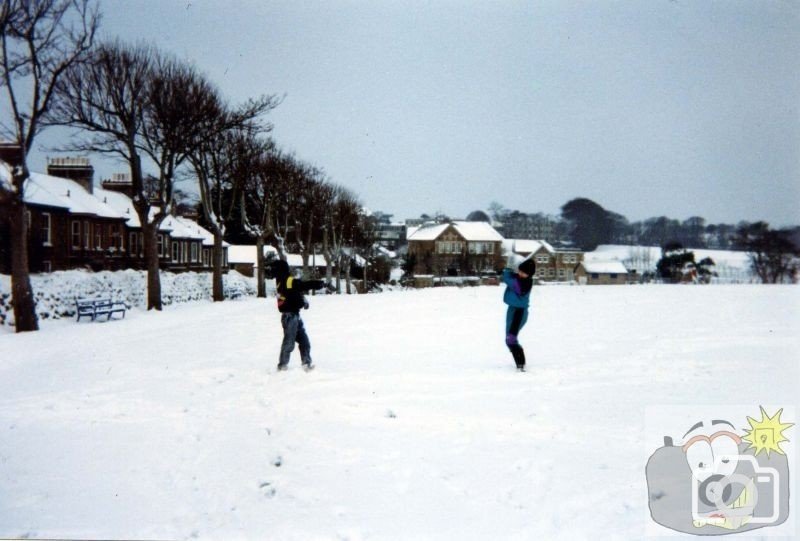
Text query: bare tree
240 143 286 297
0 0 99 332
293 165 328 278
323 187 360 293
47 40 160 300
191 109 277 301
135 55 232 309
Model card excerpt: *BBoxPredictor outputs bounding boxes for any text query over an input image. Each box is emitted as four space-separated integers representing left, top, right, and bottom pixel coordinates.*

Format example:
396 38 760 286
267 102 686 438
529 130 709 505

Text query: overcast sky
25 0 800 226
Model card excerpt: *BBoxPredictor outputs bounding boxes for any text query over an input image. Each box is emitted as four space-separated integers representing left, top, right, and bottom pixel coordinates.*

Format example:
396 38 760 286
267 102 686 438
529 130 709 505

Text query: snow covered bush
0 270 257 329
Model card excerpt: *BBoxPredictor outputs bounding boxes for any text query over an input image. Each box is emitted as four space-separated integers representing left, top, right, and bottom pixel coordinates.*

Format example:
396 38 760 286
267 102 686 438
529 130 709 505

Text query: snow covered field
0 285 798 540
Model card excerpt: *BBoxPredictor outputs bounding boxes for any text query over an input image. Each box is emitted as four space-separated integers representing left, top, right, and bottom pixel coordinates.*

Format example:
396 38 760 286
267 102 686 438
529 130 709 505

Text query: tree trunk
256 235 266 298
345 254 352 294
323 228 333 285
143 222 162 311
212 231 224 302
9 200 39 332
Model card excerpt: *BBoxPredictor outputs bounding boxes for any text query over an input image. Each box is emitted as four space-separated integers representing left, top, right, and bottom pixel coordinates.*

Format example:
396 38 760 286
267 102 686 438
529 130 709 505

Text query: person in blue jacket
502 257 535 371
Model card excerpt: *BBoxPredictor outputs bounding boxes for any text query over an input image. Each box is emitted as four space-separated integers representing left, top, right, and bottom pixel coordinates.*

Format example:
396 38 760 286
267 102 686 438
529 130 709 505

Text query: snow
585 244 754 283
407 221 503 242
0 270 257 328
578 260 629 274
0 160 13 192
228 246 332 269
21 172 124 219
503 239 556 255
0 285 797 539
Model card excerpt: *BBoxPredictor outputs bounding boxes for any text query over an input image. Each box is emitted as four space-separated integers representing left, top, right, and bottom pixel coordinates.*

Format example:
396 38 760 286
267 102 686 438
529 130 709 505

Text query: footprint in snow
259 481 276 498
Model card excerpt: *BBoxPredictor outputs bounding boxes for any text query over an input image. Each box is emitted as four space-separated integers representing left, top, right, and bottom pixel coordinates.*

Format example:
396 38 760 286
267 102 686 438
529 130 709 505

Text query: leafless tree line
1 1 374 332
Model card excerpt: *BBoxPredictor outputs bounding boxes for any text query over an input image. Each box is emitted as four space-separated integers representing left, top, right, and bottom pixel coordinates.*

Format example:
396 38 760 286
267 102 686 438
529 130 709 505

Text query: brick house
407 221 504 276
504 239 583 282
0 156 226 274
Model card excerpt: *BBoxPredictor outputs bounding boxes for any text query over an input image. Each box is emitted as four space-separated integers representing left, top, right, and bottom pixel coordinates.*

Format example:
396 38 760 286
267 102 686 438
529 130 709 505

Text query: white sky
20 0 800 226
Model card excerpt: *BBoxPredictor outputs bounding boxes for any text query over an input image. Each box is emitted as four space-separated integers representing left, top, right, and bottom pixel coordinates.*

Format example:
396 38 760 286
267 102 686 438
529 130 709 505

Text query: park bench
75 298 127 322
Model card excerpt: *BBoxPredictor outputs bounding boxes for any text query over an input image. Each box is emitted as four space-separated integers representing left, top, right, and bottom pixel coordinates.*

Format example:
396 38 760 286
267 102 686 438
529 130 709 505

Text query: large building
407 221 504 276
0 155 226 274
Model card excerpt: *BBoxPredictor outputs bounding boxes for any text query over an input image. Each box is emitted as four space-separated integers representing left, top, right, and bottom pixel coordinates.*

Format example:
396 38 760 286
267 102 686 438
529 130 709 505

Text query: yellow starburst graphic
742 406 794 457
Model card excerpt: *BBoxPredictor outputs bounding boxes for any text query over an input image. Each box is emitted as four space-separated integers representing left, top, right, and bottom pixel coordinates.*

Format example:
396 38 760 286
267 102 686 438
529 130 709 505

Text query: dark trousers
278 312 312 367
505 307 528 368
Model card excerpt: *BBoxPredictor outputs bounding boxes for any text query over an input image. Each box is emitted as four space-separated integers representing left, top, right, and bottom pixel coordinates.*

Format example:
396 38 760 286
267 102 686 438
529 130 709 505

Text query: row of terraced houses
0 148 227 275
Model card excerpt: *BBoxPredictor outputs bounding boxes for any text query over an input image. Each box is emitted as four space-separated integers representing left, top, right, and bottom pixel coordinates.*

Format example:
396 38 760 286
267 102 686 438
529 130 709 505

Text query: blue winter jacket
502 268 532 309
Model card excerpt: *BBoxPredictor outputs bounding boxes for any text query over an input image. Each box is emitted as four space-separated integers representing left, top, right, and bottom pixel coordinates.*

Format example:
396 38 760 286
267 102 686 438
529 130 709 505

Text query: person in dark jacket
501 257 535 371
270 259 332 371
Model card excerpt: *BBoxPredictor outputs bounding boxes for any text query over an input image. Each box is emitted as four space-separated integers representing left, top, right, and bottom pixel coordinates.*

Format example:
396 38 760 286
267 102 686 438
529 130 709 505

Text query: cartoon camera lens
690 454 780 525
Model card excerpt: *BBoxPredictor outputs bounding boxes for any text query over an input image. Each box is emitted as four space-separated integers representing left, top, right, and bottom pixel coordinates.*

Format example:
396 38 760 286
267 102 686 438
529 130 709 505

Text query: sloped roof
407 221 503 242
503 239 555 255
18 171 125 219
579 260 629 274
162 215 227 247
94 186 139 227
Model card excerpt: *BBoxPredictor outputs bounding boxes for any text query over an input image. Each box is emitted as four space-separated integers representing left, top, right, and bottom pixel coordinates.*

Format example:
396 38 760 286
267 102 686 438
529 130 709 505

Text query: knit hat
518 258 536 276
269 259 290 280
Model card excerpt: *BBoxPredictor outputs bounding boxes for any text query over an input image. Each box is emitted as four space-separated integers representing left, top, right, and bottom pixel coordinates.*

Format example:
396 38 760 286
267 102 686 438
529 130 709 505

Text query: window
437 241 464 254
182 241 189 263
42 261 52 273
95 225 102 250
172 241 179 262
203 248 210 266
71 221 81 249
591 273 599 279
83 221 90 249
109 224 121 252
558 268 566 278
610 274 618 279
129 233 138 256
536 255 550 264
157 234 164 257
547 268 555 277
191 242 198 262
41 213 51 245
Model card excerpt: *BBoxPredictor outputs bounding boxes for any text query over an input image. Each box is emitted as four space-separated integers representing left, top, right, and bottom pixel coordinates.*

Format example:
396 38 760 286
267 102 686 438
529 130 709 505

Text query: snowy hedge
0 270 257 328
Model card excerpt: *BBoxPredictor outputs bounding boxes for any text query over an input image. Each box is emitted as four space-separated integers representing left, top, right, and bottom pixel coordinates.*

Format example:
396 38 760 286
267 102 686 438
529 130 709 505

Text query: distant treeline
486 198 800 253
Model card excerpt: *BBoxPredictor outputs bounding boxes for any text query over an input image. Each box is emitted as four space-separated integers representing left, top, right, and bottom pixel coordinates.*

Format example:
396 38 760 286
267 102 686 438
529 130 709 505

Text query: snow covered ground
585 245 753 283
0 285 798 540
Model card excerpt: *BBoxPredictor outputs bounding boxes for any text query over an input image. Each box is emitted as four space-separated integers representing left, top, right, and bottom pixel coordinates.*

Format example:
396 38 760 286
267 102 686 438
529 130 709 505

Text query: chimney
0 143 24 168
101 172 135 198
47 157 94 194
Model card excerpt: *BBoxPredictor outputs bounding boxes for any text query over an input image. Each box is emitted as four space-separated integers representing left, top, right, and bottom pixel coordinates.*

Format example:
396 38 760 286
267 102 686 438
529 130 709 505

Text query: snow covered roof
94 186 139 227
230 246 330 268
503 239 555 255
579 260 629 274
17 171 125 219
407 221 503 242
160 215 225 247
